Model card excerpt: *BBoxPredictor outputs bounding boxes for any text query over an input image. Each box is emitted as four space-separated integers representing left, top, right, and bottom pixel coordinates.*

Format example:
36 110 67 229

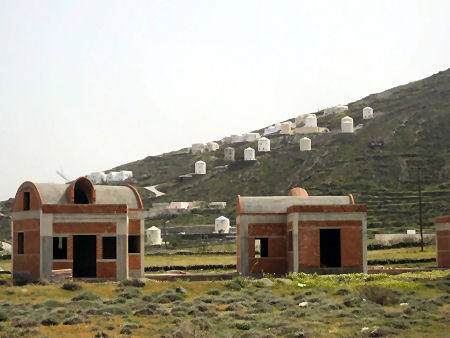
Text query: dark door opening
320 229 341 268
73 235 97 277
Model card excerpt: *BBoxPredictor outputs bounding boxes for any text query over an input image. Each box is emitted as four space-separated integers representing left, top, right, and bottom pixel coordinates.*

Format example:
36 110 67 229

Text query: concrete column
237 215 249 275
116 216 128 280
40 212 53 280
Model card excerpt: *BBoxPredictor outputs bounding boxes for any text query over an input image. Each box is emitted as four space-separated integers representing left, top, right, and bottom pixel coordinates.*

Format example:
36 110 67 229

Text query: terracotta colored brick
299 228 320 268
269 238 287 257
97 261 117 278
248 223 286 236
248 258 287 274
437 251 450 268
42 204 127 214
129 254 141 270
53 222 116 234
53 261 73 270
437 231 450 251
341 228 363 268
128 220 141 234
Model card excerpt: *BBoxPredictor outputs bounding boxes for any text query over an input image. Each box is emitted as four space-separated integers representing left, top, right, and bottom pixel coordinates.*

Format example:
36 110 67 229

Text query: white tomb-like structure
341 116 354 133
224 147 235 161
244 147 256 161
363 107 374 119
258 137 270 152
215 216 230 234
305 114 317 127
146 226 162 245
245 133 261 142
195 160 206 174
300 137 312 151
280 122 292 135
231 134 245 143
206 142 219 151
324 105 348 116
191 143 205 154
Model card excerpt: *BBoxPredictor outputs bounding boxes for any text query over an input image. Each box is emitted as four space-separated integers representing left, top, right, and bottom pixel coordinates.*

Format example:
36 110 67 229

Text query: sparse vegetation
0 270 448 336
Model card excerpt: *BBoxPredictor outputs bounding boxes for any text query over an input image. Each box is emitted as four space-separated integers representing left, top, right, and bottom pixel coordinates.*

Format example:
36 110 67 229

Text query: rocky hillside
1 69 449 239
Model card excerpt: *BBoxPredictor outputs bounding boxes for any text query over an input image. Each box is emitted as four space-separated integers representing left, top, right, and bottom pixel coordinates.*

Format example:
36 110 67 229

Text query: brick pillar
436 216 450 268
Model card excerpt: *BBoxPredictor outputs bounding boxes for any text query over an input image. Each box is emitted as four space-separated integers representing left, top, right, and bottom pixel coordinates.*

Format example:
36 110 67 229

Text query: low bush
61 282 82 291
72 291 101 301
358 285 399 306
235 320 251 330
120 278 146 288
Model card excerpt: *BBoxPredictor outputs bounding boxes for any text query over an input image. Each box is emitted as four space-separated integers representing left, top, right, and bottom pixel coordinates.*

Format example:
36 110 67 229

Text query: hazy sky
0 0 449 200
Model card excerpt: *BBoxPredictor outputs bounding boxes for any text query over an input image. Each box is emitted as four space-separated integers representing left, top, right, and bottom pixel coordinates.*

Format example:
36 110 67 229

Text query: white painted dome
215 216 230 233
305 114 317 127
146 226 162 245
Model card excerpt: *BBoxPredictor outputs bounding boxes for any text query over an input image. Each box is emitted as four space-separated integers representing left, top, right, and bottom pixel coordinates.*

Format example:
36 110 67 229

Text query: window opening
53 237 67 259
103 237 117 259
255 238 268 258
128 235 140 253
18 232 24 254
23 192 30 210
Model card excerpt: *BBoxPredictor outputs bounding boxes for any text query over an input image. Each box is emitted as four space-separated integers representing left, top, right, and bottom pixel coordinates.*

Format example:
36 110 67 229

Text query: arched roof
15 178 143 209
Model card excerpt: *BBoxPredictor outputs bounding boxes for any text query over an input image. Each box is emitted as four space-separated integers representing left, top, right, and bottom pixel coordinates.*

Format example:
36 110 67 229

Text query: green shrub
207 289 221 296
120 279 145 288
358 285 399 306
235 320 251 330
72 291 101 301
61 282 82 291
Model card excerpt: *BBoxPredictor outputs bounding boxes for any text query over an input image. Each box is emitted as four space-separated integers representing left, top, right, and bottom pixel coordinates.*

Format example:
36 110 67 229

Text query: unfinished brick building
435 216 450 268
11 177 144 282
237 188 367 275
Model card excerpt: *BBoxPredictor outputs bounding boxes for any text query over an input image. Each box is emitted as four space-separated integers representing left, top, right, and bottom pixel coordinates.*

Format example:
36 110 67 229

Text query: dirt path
144 185 166 197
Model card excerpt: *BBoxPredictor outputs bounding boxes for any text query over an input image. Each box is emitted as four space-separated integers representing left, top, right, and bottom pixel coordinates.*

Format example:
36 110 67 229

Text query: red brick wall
436 229 450 268
97 261 116 278
13 185 41 211
299 228 320 268
53 222 116 234
13 219 40 279
341 227 363 268
128 220 141 234
53 261 73 270
129 254 140 270
298 221 363 270
248 258 287 274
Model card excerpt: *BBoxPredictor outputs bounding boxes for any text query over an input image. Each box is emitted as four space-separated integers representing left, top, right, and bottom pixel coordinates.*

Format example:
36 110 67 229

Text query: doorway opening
73 235 96 277
320 229 341 267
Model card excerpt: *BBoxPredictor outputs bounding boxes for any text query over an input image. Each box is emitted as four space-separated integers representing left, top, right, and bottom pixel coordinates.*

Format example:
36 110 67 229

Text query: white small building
87 172 106 184
258 137 270 152
264 125 281 136
324 105 348 116
222 136 232 144
245 133 261 142
280 122 292 135
224 147 235 161
191 143 205 154
244 147 256 161
195 160 206 174
215 216 230 234
341 116 354 133
363 106 374 119
231 134 245 143
146 226 162 245
305 114 317 128
206 142 220 151
105 171 120 183
300 137 311 151
118 170 133 181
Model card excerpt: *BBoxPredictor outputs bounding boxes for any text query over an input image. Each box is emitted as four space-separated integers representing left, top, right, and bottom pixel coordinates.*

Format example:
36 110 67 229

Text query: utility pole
417 167 424 252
